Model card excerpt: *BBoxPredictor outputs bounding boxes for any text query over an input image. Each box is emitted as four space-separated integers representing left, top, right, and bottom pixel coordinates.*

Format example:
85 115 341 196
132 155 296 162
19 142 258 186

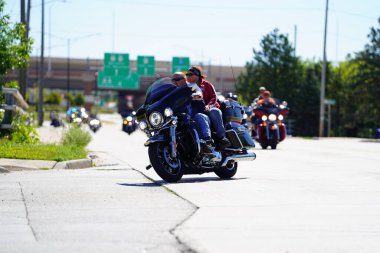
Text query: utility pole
319 0 329 137
294 25 297 56
19 0 27 98
67 38 71 109
38 0 45 126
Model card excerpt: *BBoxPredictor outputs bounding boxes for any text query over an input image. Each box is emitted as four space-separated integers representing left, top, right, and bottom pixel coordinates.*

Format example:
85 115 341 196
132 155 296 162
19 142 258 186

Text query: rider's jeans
192 113 211 140
208 107 226 139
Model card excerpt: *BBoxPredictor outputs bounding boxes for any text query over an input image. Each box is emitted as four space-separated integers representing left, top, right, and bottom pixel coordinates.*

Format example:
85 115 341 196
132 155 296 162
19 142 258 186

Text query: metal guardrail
0 88 29 129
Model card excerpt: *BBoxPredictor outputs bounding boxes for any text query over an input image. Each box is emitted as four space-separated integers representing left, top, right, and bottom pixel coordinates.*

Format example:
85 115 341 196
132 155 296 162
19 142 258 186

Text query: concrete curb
53 158 93 170
0 157 93 172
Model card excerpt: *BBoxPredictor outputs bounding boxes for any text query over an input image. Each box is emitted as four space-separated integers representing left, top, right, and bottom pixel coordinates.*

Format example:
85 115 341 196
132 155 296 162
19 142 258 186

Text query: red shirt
199 80 220 108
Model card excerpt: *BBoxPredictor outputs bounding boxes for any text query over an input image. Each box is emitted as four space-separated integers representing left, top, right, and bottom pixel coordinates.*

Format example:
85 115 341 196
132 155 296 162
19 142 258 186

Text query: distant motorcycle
67 107 89 124
253 101 289 149
122 111 137 135
89 117 101 133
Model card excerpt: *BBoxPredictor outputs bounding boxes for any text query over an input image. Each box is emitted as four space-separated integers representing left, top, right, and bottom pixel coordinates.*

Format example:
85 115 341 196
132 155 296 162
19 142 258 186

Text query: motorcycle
122 111 137 135
66 107 89 124
252 101 289 149
136 78 256 183
89 116 101 133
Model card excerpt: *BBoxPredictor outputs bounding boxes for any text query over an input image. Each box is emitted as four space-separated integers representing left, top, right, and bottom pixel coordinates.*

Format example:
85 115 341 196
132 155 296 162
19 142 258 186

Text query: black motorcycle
89 116 101 133
136 78 256 183
122 111 137 135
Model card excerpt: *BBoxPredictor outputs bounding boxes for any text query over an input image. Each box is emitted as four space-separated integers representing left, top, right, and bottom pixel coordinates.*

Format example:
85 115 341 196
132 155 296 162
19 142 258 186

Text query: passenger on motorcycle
185 66 231 149
172 72 213 153
252 86 267 105
257 90 276 107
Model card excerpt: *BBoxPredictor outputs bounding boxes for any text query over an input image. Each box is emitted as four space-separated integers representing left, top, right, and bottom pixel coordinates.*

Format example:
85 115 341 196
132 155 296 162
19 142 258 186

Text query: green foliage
0 140 86 161
10 113 39 144
74 93 85 106
45 91 62 105
61 125 91 147
0 80 20 104
0 0 33 76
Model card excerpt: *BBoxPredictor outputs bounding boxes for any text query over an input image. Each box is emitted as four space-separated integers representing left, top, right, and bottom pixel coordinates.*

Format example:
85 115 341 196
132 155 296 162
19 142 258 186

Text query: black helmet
226 92 238 101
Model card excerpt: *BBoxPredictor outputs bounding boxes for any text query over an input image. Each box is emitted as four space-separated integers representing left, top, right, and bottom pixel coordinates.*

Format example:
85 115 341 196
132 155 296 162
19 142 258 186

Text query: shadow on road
118 177 248 187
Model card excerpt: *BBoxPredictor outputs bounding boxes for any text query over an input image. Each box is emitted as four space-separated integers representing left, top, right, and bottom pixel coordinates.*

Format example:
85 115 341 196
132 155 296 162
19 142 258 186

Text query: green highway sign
98 71 139 90
137 56 155 76
103 67 130 76
172 57 190 73
104 53 130 67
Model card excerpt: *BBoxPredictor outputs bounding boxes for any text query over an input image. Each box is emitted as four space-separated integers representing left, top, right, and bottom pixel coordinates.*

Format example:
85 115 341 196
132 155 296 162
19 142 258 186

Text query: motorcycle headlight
164 107 173 117
269 114 277 121
126 116 133 122
139 121 147 130
71 114 75 118
83 113 88 119
149 111 163 127
243 113 248 119
261 115 268 121
278 115 284 121
74 118 82 123
90 119 99 125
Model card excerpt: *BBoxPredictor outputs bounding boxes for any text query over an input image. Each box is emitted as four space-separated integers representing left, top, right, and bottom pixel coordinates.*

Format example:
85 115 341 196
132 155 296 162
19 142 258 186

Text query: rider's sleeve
204 82 219 108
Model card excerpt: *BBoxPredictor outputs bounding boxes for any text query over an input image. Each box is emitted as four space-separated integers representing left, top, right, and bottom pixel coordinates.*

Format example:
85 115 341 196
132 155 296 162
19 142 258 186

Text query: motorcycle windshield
257 104 280 115
145 77 177 105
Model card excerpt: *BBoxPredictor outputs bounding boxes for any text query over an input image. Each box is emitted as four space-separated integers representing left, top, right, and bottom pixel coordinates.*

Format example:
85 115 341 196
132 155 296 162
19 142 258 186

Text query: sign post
324 99 336 137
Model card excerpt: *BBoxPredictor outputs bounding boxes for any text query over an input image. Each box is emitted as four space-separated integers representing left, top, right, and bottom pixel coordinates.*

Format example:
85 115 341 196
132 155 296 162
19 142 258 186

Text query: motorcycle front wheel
148 142 184 182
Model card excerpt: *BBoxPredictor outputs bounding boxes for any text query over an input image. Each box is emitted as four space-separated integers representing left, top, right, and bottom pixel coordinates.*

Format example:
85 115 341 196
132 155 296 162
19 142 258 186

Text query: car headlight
126 116 133 122
269 114 276 121
149 111 163 127
164 107 173 117
139 121 147 130
243 113 248 119
278 115 284 121
261 115 268 121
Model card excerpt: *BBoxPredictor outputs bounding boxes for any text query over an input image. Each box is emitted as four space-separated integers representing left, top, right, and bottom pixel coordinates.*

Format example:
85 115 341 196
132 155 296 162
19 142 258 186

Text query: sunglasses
172 77 184 82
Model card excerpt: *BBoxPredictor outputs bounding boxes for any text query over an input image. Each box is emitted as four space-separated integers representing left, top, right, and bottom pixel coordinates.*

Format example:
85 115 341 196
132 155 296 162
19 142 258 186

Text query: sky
4 0 380 66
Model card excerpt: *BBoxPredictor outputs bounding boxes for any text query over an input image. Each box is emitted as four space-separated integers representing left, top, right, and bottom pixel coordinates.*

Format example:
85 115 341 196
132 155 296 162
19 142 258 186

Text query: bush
10 113 39 144
45 91 62 105
74 93 85 106
61 125 91 147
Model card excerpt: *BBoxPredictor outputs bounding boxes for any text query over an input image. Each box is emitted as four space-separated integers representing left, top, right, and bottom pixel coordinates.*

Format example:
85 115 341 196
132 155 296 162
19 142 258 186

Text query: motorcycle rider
257 90 276 106
252 86 266 105
172 72 213 153
185 66 231 149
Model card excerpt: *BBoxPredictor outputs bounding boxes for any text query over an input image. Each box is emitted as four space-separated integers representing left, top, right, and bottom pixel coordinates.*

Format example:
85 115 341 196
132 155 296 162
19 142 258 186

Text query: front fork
170 120 177 158
266 122 280 140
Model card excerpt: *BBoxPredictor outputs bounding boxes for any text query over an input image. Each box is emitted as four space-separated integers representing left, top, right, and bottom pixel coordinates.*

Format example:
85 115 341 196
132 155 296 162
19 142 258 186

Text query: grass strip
0 142 86 162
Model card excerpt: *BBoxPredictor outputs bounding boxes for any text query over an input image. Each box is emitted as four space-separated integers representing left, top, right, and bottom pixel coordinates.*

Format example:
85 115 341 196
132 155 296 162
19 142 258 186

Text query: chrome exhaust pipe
222 150 256 167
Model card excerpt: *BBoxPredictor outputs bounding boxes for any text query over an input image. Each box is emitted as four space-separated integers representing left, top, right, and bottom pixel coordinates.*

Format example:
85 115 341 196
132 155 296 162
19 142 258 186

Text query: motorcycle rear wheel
215 162 237 179
148 142 184 183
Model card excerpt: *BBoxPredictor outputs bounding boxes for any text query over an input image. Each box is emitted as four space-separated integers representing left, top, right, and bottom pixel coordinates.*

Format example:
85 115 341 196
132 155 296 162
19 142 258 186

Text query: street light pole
67 38 70 109
38 0 45 126
319 0 329 137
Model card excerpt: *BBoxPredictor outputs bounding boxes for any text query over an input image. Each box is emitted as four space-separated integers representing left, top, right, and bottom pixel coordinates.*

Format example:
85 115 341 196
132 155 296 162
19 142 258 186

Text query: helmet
226 92 238 101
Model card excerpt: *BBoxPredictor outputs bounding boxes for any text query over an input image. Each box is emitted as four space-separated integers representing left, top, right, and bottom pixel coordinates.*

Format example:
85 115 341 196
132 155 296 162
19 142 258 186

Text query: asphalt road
89 114 380 253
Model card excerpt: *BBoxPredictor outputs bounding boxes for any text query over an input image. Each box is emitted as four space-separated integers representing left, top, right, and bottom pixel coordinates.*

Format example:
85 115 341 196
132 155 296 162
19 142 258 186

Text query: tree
351 18 380 137
237 28 299 104
237 29 320 136
0 0 32 77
